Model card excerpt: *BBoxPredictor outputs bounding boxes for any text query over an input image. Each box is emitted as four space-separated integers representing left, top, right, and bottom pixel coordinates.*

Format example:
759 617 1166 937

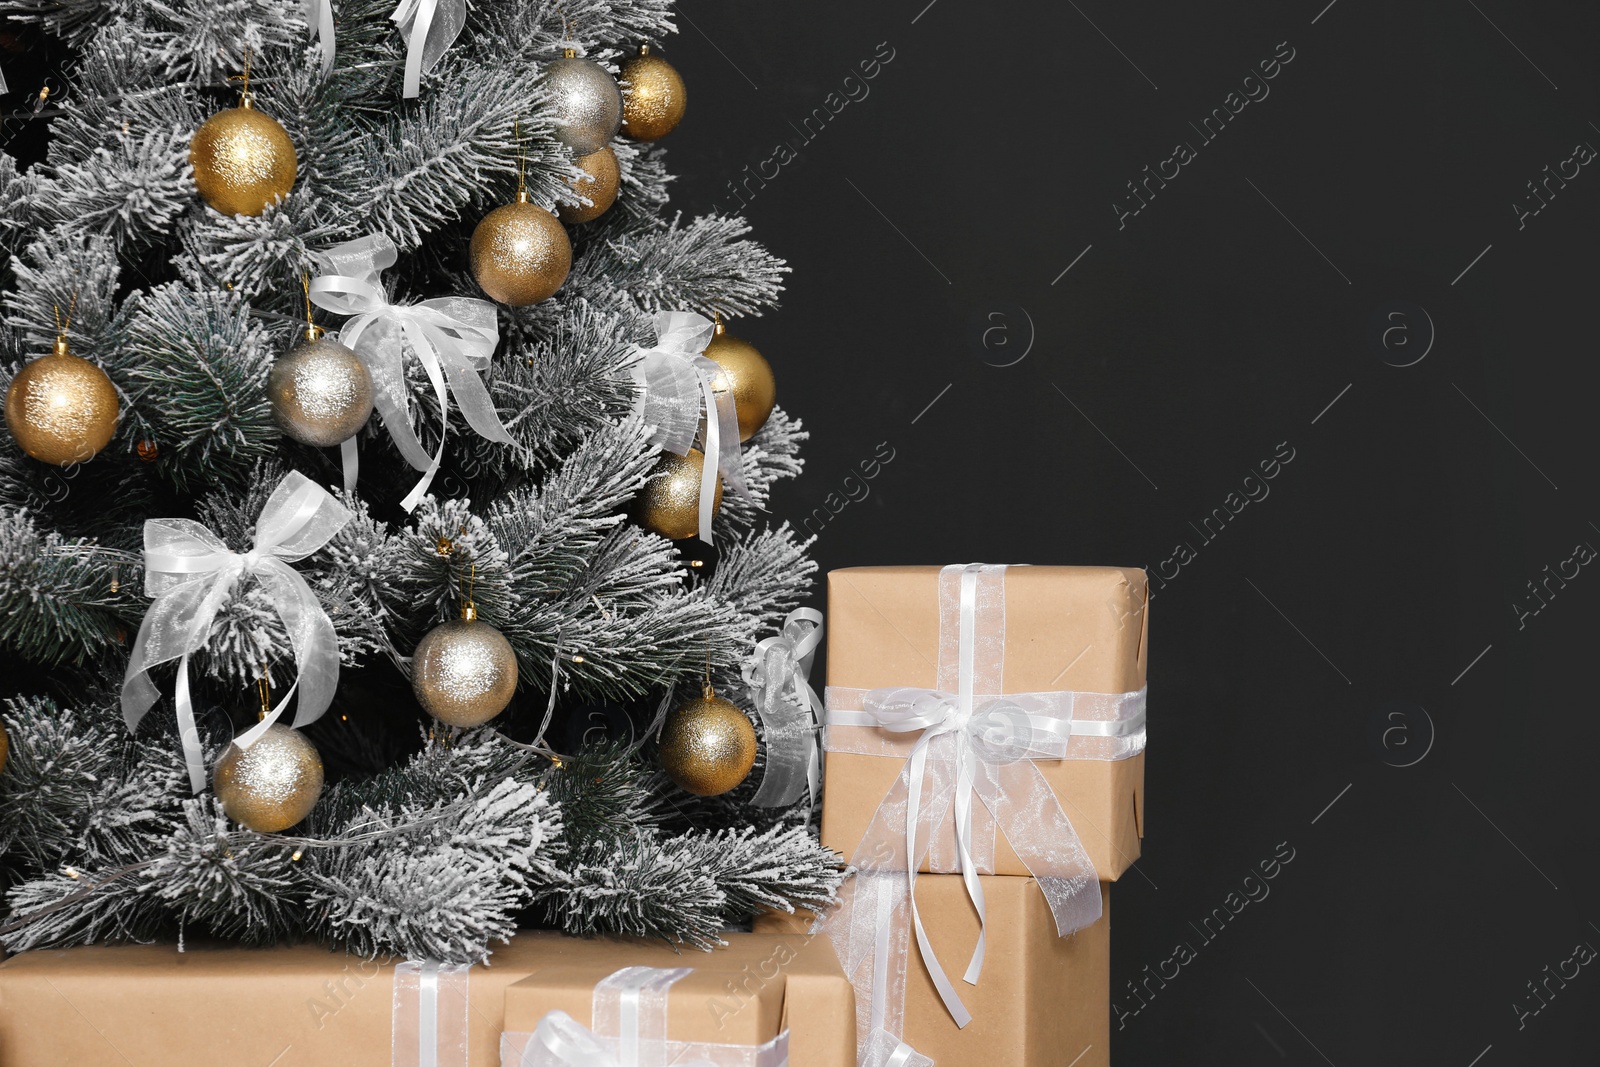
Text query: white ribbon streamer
306 0 335 76
504 966 788 1067
120 471 352 794
630 311 751 543
821 563 1147 1059
308 233 511 511
393 960 471 1067
741 607 824 808
390 0 468 98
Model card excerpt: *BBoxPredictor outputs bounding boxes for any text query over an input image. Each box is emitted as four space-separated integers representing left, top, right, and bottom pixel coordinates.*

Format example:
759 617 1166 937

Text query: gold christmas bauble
5 338 119 466
412 609 519 727
268 330 374 447
189 96 298 217
213 724 324 833
470 194 572 306
635 448 721 540
619 45 686 142
703 324 775 442
659 688 757 796
558 145 620 224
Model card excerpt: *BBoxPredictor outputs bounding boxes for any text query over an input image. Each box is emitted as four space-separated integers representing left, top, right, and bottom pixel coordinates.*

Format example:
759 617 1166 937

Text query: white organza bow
741 607 824 808
306 0 334 75
504 966 788 1067
309 233 511 511
121 471 352 794
391 0 468 97
631 310 750 543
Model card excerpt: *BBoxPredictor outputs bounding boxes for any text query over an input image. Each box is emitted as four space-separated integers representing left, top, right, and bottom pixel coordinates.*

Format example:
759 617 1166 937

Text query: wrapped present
817 564 1147 1064
499 932 855 1067
0 931 854 1067
757 877 1111 1067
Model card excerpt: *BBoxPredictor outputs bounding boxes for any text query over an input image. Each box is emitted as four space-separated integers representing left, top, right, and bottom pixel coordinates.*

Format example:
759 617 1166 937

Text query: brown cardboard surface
501 931 856 1067
0 932 855 1067
754 878 1110 1067
821 565 1148 879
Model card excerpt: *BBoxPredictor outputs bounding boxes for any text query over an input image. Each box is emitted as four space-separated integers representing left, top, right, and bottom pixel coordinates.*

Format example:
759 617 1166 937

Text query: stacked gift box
0 930 856 1066
756 564 1148 1067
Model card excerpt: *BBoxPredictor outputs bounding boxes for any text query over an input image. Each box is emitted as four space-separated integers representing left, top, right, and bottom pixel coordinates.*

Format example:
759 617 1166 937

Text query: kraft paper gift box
499 932 856 1067
756 877 1111 1067
820 564 1148 881
0 931 854 1067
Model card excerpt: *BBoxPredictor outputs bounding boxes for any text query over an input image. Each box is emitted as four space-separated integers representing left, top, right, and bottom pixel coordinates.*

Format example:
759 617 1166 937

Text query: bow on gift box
121 471 352 794
741 607 824 808
631 310 751 543
309 233 511 511
505 966 788 1067
391 0 468 97
822 563 1147 1062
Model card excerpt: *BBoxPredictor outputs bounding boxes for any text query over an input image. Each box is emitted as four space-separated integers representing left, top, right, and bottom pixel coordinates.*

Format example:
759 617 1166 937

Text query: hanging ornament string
390 0 468 98
741 607 824 808
121 471 352 794
306 0 335 76
308 233 511 510
631 310 751 542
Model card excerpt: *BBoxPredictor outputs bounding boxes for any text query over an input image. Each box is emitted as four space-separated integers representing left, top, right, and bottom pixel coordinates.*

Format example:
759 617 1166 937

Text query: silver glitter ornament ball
412 609 520 727
213 724 324 833
267 332 374 447
543 53 623 156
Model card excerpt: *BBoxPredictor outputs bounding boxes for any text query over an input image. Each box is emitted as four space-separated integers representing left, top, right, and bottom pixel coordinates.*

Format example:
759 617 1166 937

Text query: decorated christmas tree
0 0 842 963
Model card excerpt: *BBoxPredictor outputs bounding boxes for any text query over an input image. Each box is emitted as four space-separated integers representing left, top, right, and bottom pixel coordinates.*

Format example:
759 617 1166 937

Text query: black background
665 2 1598 1063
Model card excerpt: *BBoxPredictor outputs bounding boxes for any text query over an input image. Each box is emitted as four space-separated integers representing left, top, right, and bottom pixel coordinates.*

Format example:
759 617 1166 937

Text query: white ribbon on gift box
821 563 1147 1063
393 960 471 1067
501 966 789 1067
742 607 825 808
390 0 468 97
630 310 751 544
309 233 511 512
120 471 352 794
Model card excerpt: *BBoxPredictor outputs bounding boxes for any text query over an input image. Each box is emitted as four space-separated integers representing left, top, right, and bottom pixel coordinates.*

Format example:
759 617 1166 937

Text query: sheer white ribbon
390 0 468 98
120 471 352 794
821 563 1147 1060
306 0 335 76
501 966 788 1067
631 311 750 543
309 233 510 511
393 961 471 1067
741 607 824 808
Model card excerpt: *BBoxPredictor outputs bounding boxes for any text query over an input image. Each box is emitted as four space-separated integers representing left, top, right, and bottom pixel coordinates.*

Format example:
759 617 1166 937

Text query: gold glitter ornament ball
412 607 519 727
659 688 757 796
558 145 620 224
635 448 721 540
543 52 624 156
619 45 686 141
470 194 572 306
213 724 324 833
189 96 298 216
268 329 374 447
5 337 119 466
703 323 775 442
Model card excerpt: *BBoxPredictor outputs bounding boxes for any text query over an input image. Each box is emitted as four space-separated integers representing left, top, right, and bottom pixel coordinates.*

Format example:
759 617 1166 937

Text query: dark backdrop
666 2 1598 1063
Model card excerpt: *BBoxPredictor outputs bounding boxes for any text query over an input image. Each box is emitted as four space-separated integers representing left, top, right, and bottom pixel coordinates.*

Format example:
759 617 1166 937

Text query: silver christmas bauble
268 332 374 447
543 53 623 156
